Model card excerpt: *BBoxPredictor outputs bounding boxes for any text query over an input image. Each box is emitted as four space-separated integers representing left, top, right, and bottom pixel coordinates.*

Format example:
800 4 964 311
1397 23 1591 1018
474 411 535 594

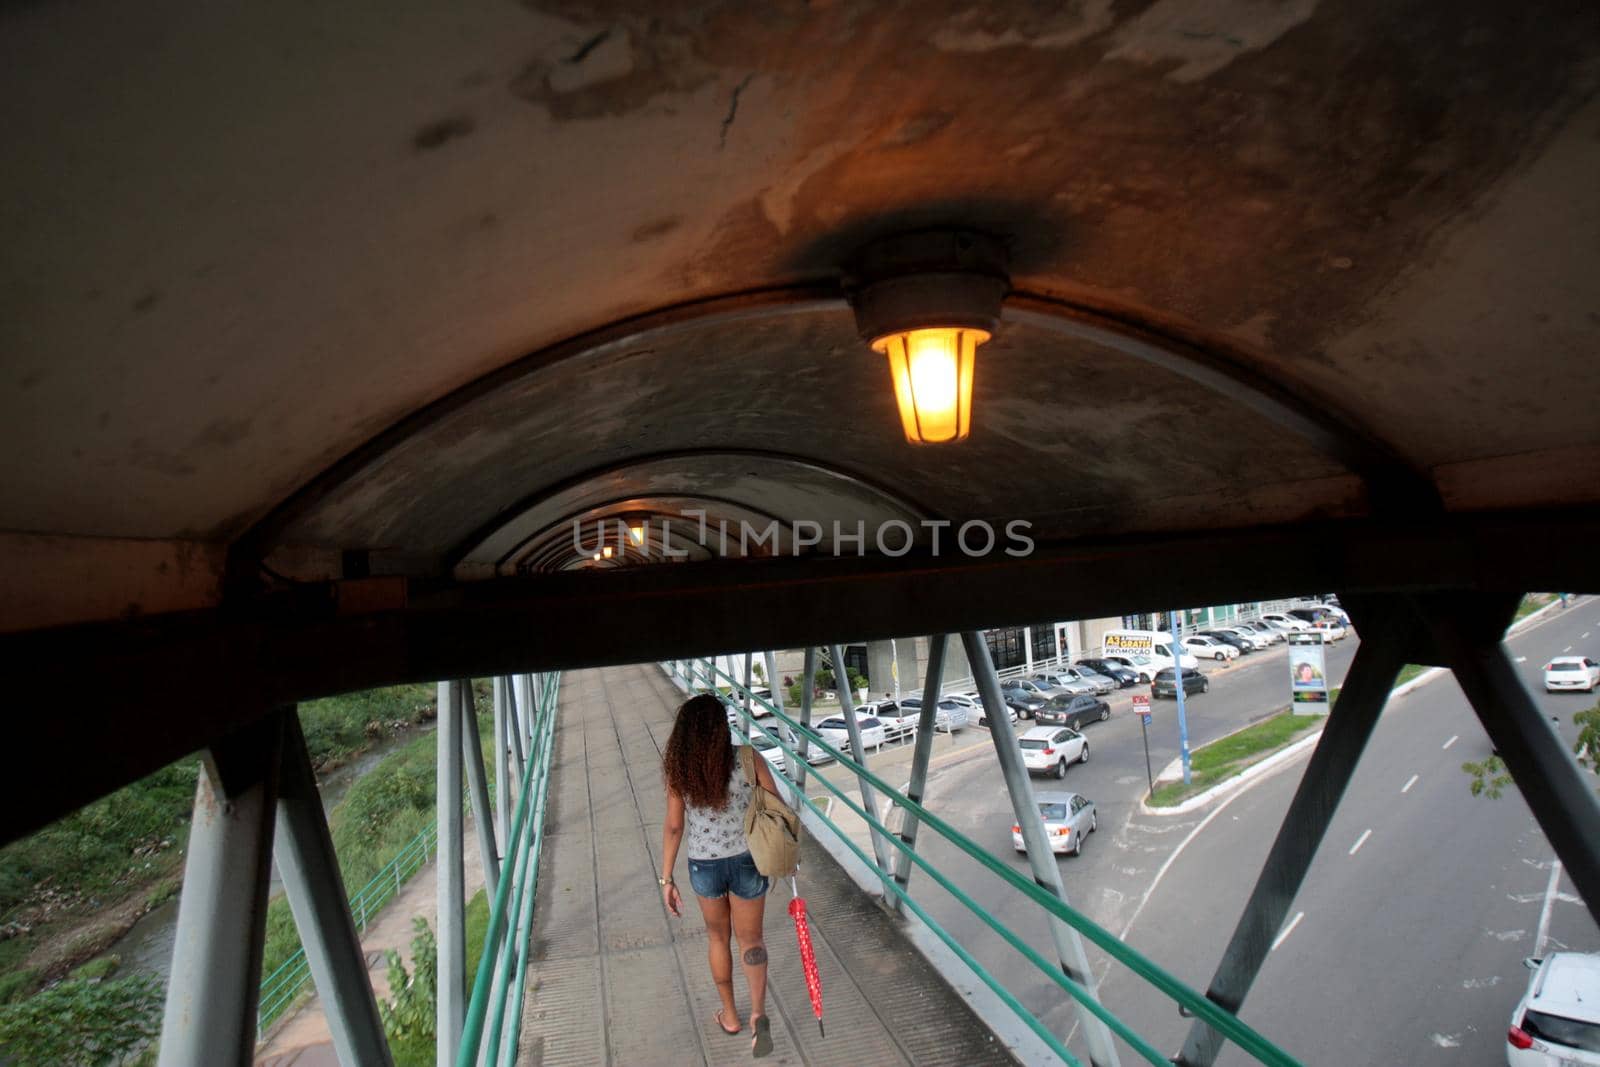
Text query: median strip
1145 709 1324 809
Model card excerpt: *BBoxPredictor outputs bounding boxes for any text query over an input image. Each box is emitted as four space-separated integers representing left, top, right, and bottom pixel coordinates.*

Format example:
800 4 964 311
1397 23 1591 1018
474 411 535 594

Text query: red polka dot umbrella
788 876 824 1036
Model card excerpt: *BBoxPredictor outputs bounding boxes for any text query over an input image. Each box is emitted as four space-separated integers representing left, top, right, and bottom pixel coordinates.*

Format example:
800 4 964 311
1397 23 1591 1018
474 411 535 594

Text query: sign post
1133 693 1154 794
1169 610 1192 785
1288 631 1330 713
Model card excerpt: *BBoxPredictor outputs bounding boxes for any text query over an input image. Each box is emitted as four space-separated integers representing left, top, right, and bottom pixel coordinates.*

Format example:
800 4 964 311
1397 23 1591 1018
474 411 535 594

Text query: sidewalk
255 822 486 1066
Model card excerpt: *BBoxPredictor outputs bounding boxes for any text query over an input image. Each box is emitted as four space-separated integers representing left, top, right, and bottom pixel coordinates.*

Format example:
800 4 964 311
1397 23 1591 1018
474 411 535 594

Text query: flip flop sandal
751 1015 773 1058
716 1009 742 1035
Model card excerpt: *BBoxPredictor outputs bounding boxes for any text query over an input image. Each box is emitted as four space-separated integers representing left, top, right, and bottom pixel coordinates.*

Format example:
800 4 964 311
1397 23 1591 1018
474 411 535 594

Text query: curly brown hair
663 694 735 809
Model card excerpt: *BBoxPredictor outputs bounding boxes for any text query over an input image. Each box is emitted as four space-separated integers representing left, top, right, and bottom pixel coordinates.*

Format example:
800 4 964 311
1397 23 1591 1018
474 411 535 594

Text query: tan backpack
740 746 801 877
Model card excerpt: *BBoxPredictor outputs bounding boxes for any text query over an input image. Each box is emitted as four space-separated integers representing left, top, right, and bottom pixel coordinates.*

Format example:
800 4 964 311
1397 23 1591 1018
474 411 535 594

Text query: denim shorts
687 851 769 900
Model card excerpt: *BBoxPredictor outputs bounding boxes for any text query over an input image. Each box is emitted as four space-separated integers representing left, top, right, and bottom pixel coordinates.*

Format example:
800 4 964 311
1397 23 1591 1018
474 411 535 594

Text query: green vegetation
0 973 162 1066
1465 699 1599 799
1394 663 1428 688
1513 593 1557 622
299 684 435 771
383 889 491 1067
1149 710 1324 807
70 954 121 982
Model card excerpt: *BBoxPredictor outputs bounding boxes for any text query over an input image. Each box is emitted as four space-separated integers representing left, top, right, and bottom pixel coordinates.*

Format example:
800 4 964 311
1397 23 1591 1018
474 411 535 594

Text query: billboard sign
1289 640 1329 711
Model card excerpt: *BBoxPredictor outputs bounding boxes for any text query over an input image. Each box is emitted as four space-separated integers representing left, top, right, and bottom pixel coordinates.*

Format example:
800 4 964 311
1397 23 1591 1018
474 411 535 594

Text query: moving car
1184 635 1239 661
1037 694 1111 728
1152 667 1210 698
1074 658 1139 688
1544 656 1600 693
1506 951 1600 1065
813 714 887 756
1018 726 1088 778
1011 791 1097 856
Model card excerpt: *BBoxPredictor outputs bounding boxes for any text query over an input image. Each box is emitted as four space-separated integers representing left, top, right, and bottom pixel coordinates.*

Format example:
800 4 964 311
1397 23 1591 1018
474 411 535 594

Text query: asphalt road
896 606 1597 1065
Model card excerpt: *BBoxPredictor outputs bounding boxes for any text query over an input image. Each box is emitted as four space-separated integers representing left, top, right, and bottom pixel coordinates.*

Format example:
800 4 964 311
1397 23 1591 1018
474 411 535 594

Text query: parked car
1201 629 1255 654
1217 626 1271 651
1074 658 1139 688
1104 654 1159 683
1184 635 1239 661
934 698 972 732
1506 951 1600 1065
1032 671 1097 697
1311 618 1348 641
1037 694 1111 728
1018 726 1088 778
1152 667 1210 698
1544 656 1600 693
1235 620 1285 644
1261 612 1314 632
977 702 1018 728
1006 678 1062 700
1001 689 1046 719
749 733 787 775
814 714 887 756
1011 791 1097 856
1063 666 1117 695
858 699 918 740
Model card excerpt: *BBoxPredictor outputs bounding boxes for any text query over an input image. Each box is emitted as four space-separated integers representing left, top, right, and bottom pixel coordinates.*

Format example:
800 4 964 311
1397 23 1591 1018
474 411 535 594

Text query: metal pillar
274 712 395 1067
1429 599 1600 925
460 682 500 899
794 647 817 790
829 643 896 892
1170 610 1193 784
506 676 527 783
158 716 283 1067
891 634 948 910
492 677 510 845
436 681 466 1066
743 651 755 721
1176 614 1409 1066
963 631 1121 1067
763 650 792 781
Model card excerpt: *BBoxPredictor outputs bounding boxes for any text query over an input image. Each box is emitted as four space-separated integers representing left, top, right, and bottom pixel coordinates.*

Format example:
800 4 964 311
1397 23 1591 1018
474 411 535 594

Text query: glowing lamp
601 545 613 558
847 231 1008 445
626 521 646 547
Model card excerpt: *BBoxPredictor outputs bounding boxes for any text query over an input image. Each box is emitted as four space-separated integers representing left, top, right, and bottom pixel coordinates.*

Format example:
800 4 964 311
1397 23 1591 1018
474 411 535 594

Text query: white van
1101 630 1198 682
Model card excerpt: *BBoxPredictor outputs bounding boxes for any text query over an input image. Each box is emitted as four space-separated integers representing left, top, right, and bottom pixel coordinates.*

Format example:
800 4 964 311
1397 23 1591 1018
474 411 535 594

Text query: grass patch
1514 593 1557 622
69 954 120 981
1394 663 1429 688
299 683 436 772
1149 710 1323 807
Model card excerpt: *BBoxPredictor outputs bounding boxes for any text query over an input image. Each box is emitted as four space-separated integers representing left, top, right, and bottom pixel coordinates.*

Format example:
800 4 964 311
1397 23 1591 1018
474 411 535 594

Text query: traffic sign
1140 713 1152 726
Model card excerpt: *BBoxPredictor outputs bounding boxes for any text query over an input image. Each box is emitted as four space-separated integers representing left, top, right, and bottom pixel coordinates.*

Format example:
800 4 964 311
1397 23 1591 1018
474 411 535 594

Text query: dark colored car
1200 629 1254 654
1037 694 1111 728
1001 680 1050 718
1151 667 1210 698
1074 658 1139 688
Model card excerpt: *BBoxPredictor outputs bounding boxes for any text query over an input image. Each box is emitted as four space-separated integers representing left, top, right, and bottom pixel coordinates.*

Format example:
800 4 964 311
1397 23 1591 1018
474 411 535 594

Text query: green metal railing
676 658 1301 1067
257 820 440 1031
457 671 562 1067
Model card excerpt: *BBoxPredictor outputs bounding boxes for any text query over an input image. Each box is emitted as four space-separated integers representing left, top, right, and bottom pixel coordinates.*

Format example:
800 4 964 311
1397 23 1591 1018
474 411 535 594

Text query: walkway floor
517 664 1019 1067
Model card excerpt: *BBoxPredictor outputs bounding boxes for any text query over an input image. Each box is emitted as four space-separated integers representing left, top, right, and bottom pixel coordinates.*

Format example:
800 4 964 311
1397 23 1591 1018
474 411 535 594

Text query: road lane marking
1584 632 1592 639
1402 774 1418 793
1119 786 1252 939
1270 911 1304 951
1443 735 1459 750
1515 656 1527 663
1537 858 1564 956
1564 645 1573 652
1349 829 1372 855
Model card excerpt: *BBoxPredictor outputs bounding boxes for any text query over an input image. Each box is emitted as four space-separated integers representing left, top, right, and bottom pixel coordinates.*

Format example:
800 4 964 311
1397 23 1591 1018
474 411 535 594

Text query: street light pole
1171 610 1193 785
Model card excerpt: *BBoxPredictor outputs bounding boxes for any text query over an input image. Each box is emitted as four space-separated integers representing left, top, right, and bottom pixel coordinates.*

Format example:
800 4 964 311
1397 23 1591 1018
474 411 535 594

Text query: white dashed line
1584 632 1591 640
1443 735 1459 750
1349 829 1372 855
1271 911 1305 951
1515 656 1527 663
1564 646 1573 653
1402 774 1418 793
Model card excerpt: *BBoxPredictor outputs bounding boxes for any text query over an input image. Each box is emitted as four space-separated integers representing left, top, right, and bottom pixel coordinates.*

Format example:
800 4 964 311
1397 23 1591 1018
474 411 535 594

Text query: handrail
257 820 440 1031
681 657 1300 1067
457 672 562 1067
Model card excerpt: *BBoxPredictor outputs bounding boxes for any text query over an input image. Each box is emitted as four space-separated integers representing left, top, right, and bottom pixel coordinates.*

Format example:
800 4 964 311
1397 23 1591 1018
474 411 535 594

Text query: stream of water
113 724 435 980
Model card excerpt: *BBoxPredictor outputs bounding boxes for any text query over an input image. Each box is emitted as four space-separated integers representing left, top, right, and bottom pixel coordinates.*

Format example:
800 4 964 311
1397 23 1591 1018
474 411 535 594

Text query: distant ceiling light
592 552 602 561
626 518 646 546
846 231 1008 444
601 545 613 558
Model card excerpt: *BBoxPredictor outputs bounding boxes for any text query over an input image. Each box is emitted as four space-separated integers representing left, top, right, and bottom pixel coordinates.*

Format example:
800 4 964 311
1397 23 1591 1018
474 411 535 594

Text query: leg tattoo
743 945 768 966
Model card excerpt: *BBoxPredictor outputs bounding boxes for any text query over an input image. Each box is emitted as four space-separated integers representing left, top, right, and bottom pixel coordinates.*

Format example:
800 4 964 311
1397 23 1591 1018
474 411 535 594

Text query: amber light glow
627 522 646 546
871 327 987 443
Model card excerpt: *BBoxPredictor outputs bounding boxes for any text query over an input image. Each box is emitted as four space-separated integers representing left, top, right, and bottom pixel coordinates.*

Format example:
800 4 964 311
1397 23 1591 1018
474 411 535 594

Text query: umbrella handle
789 875 798 897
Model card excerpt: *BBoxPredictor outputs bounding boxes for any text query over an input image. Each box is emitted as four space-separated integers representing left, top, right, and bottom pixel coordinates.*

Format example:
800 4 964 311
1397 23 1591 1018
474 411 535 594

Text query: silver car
1010 790 1097 856
1031 671 1097 697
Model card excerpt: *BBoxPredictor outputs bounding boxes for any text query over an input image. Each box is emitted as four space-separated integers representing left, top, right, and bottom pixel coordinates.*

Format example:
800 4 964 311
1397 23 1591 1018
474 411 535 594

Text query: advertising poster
1289 639 1329 711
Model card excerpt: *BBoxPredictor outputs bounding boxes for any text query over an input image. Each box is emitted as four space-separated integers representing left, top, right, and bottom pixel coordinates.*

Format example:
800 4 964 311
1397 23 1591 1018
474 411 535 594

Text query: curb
1139 594 1573 817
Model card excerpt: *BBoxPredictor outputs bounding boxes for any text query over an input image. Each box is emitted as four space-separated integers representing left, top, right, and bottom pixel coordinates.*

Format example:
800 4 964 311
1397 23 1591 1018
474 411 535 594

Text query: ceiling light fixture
846 230 1009 444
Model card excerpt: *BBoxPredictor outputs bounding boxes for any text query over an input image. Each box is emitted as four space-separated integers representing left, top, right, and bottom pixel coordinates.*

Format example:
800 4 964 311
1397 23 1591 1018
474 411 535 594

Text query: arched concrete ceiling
1 0 1598 635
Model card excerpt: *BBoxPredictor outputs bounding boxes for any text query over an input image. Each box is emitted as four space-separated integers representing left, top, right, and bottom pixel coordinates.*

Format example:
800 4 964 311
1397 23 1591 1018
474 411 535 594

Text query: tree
1463 699 1600 799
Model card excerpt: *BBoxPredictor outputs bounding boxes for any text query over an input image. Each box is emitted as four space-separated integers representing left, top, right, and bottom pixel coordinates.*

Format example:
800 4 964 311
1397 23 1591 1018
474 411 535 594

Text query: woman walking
660 693 779 1057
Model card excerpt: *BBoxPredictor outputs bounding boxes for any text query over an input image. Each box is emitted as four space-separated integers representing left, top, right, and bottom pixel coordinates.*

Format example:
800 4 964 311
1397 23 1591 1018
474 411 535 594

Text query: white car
1011 790 1097 856
1506 951 1600 1065
1311 619 1348 641
749 734 787 775
1544 657 1600 693
1218 626 1271 651
1236 621 1286 644
1018 726 1088 778
1262 613 1313 632
1184 635 1239 661
857 699 918 740
1104 654 1159 683
813 714 887 757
